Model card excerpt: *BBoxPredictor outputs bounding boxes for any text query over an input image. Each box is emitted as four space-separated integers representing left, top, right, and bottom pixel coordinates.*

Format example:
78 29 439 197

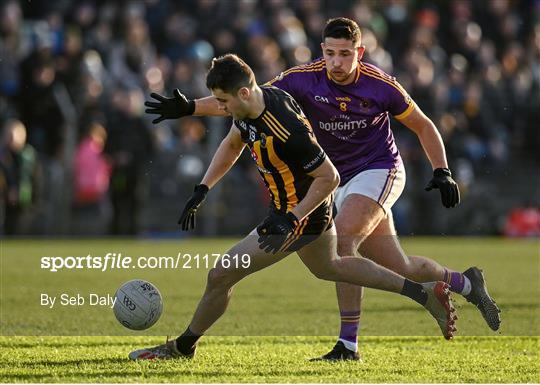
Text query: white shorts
334 165 406 215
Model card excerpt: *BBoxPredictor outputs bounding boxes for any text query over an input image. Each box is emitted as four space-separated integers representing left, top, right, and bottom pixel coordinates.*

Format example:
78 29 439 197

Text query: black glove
145 89 195 124
425 168 460 208
178 184 209 231
257 212 299 254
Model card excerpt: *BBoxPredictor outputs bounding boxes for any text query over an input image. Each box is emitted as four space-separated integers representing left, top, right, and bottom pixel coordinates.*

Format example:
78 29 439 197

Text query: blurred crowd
1 0 539 236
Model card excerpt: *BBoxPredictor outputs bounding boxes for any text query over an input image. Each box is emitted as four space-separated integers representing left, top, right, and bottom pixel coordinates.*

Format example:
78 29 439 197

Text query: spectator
73 121 110 205
0 119 40 234
71 120 111 235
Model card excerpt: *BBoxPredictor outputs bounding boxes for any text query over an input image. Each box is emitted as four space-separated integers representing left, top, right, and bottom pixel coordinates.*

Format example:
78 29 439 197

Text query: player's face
212 88 250 119
321 38 365 85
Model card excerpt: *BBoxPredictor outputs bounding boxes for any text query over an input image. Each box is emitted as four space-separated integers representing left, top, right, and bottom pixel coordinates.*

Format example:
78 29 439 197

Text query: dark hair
206 53 256 94
322 17 361 45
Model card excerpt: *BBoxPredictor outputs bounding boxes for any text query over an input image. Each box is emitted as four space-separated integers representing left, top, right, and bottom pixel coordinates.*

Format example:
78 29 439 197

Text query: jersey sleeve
279 129 326 173
384 78 416 120
263 70 308 102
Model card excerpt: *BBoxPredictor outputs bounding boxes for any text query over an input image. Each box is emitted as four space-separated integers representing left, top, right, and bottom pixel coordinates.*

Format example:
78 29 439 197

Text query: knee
336 226 363 256
206 268 238 291
337 236 360 257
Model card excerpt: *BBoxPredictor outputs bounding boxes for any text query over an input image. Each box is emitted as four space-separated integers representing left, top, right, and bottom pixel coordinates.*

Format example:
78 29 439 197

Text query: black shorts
257 197 334 252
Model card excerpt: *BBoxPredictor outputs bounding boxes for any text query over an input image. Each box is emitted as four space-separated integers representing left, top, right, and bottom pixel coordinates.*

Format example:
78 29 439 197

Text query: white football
113 279 163 330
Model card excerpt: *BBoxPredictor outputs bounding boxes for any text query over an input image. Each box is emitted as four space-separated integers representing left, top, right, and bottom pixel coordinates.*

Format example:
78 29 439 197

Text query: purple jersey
266 58 415 185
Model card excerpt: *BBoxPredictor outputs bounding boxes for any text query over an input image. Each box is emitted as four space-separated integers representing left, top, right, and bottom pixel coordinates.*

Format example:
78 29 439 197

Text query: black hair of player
206 54 256 95
322 17 361 45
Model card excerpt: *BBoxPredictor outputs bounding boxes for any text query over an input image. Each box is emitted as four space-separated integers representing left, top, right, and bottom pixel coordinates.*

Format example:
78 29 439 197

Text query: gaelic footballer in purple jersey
267 59 415 186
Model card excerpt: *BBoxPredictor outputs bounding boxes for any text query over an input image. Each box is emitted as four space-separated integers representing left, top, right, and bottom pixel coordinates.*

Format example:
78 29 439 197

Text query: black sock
400 279 428 306
176 327 201 354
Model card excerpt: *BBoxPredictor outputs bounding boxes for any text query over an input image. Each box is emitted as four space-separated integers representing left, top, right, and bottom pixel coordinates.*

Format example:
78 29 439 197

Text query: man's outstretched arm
145 89 228 123
193 96 229 117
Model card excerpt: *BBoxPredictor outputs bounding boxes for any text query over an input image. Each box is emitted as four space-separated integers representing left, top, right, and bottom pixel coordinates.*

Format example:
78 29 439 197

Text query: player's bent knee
336 239 359 257
206 267 240 290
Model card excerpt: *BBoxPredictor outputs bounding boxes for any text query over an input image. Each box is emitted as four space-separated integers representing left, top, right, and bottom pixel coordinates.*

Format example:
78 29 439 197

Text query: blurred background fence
1 0 539 236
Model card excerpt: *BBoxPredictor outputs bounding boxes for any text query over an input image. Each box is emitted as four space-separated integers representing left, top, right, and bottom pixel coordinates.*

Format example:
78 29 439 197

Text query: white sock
338 338 358 352
461 275 472 296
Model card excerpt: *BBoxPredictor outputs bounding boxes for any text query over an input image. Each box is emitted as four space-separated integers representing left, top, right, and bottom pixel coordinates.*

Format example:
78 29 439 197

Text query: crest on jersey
260 133 267 148
359 97 374 112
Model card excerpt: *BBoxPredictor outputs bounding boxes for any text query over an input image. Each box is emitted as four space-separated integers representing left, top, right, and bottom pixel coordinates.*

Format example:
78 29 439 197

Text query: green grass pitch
1 237 539 383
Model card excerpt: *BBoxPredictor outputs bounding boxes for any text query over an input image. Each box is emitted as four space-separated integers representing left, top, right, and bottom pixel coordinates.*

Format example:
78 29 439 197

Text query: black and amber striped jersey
234 86 327 213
